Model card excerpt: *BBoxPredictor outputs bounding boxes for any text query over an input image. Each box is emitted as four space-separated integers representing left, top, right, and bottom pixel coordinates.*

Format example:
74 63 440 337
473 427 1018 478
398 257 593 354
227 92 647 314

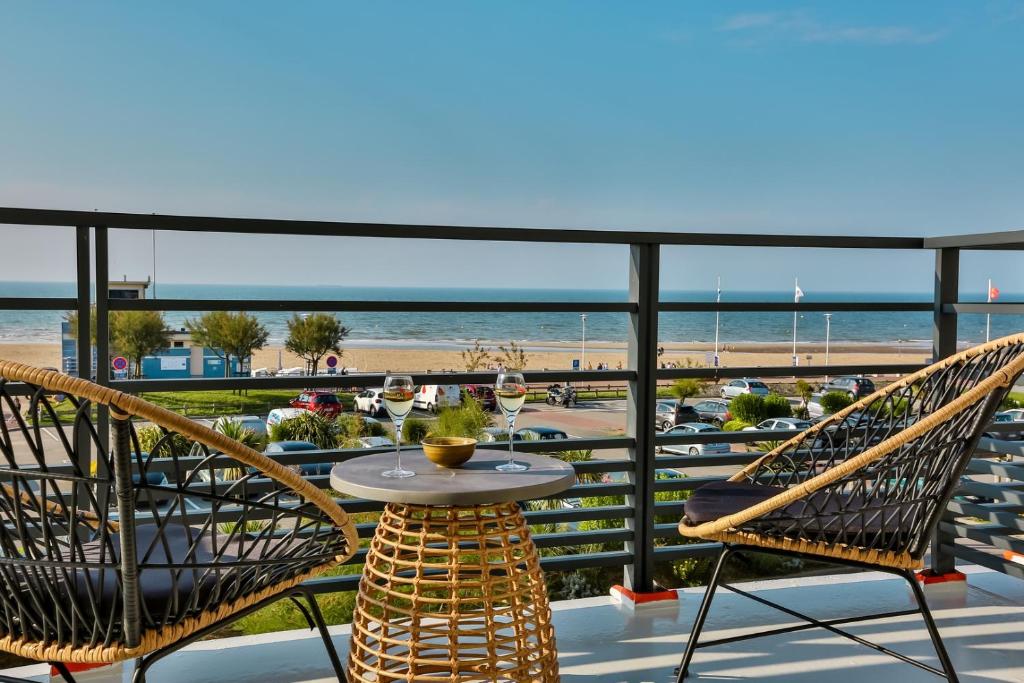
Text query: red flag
990 285 1000 301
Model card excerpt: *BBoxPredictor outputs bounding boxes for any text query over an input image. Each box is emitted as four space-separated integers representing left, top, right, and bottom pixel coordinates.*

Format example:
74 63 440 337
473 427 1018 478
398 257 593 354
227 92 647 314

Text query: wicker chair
0 361 358 683
674 334 1024 683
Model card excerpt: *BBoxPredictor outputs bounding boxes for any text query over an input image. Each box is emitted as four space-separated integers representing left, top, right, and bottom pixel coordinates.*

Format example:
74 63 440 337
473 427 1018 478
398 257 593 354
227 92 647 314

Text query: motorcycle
546 384 577 407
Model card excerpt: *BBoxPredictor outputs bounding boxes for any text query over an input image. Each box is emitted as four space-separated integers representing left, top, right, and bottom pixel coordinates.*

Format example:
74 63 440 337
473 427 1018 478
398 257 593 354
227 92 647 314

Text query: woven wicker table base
348 502 559 682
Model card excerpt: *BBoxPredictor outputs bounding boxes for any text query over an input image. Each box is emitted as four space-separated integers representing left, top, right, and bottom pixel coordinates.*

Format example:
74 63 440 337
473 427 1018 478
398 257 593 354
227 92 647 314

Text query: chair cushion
72 523 313 611
683 481 787 525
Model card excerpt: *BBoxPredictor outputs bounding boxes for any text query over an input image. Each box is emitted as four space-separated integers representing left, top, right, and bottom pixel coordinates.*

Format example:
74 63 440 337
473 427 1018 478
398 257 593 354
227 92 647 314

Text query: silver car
720 378 770 399
659 423 731 456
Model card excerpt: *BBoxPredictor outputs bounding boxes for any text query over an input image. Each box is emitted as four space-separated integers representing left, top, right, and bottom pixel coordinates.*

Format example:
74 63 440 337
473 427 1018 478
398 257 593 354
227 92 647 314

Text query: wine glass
495 371 528 472
382 375 415 478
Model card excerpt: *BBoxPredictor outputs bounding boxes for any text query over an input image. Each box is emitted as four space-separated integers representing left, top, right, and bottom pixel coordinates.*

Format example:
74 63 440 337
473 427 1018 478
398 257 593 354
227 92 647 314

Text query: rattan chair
0 361 358 683
674 334 1024 683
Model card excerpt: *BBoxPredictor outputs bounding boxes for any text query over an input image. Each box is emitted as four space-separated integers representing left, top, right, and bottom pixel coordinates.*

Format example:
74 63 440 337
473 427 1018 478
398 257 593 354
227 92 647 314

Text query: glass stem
508 417 515 465
396 423 403 471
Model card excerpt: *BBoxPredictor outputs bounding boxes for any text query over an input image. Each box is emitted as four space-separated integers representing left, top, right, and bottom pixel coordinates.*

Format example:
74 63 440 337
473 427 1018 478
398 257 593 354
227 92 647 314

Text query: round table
332 448 575 682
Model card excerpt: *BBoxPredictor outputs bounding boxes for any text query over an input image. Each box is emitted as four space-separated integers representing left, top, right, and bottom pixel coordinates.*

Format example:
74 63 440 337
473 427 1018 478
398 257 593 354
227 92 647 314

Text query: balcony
1 209 1024 681
4 568 1023 681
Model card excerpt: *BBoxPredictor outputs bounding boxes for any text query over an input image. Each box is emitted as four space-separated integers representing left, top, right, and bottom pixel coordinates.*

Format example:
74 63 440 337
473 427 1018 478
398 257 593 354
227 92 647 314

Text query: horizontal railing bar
532 528 633 549
945 500 1024 533
0 207 925 249
653 475 724 493
964 459 1024 481
110 298 636 314
939 520 1024 555
523 504 632 526
945 302 1024 315
924 229 1024 250
108 369 635 392
655 452 758 468
955 480 1024 505
656 430 802 446
948 544 1024 580
653 542 723 561
0 297 78 311
658 301 932 313
538 550 634 571
653 522 683 539
656 363 926 380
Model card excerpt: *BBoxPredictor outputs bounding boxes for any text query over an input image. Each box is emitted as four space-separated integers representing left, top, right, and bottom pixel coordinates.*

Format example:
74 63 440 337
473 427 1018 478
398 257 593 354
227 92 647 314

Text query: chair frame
674 334 1024 682
0 361 358 683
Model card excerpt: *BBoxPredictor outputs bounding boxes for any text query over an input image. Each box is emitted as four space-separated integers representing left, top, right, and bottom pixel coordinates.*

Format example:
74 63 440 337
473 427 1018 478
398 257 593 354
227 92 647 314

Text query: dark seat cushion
683 481 787 525
71 524 318 611
683 480 920 546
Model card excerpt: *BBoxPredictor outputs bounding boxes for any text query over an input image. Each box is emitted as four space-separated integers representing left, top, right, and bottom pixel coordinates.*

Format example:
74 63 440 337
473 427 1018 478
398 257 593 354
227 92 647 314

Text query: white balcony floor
5 566 1024 682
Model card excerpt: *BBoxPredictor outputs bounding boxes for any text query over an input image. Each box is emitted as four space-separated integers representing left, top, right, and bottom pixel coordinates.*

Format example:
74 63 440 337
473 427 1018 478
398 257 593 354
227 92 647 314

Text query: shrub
729 394 765 424
869 396 909 418
214 418 268 452
763 394 793 419
268 411 338 449
402 418 431 443
1000 395 1020 410
135 426 193 457
723 419 753 432
670 379 706 400
820 391 854 415
795 379 814 404
429 399 492 439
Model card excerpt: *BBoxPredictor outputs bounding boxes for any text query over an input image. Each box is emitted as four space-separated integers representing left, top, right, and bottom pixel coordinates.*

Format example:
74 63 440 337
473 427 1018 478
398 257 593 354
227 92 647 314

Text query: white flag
794 282 804 303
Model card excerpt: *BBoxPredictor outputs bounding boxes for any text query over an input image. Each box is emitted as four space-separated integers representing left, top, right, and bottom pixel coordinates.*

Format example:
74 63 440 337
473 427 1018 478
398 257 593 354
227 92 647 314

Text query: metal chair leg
674 546 732 682
294 588 347 683
904 571 959 683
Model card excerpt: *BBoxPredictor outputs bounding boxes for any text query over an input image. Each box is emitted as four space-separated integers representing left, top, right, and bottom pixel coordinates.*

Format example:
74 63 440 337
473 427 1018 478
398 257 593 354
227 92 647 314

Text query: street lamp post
580 313 587 371
824 313 832 381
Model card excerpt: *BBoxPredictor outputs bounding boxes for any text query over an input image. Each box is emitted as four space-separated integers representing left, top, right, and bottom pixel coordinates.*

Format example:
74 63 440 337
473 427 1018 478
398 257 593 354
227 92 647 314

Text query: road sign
572 359 580 370
112 356 128 371
326 355 338 368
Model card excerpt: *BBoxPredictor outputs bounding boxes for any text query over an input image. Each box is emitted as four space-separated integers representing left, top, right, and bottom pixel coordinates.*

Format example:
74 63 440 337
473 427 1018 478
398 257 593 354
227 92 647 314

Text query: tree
111 311 170 378
461 340 492 371
670 379 706 401
64 309 99 346
284 313 351 376
496 340 528 370
187 311 269 378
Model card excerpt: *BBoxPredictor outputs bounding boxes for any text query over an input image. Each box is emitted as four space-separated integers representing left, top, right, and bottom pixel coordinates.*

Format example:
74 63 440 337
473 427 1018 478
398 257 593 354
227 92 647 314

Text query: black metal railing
0 206 1020 593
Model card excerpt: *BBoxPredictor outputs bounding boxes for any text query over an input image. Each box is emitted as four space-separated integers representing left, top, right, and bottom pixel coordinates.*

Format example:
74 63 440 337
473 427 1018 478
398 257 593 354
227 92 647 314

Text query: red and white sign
111 356 128 371
326 355 338 368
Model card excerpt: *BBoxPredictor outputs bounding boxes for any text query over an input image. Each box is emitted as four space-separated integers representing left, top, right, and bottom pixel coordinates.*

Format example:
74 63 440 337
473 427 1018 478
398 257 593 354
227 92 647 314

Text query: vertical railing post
74 226 92 513
931 246 959 574
625 242 659 592
94 227 111 512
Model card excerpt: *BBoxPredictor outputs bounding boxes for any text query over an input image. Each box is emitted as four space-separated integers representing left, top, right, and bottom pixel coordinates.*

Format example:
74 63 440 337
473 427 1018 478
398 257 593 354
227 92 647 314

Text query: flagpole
713 276 721 367
986 278 992 343
792 278 799 367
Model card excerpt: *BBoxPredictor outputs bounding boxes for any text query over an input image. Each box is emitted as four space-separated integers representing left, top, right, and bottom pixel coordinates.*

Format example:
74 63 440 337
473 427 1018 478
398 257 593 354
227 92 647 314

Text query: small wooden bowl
421 437 477 468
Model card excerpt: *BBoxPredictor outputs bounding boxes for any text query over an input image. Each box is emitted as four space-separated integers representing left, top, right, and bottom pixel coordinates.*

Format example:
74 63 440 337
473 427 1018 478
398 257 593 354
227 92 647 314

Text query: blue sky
1 2 1022 295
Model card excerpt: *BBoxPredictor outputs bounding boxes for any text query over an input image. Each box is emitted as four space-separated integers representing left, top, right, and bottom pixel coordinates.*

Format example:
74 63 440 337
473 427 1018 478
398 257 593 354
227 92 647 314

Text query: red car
289 391 343 418
463 385 497 412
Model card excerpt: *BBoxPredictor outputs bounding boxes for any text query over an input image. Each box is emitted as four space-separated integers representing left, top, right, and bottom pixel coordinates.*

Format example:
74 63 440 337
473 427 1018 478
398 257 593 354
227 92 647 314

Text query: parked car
289 391 343 418
464 385 497 411
984 412 1024 440
821 376 876 400
1001 408 1024 422
264 440 333 477
357 435 395 449
655 400 701 432
692 399 732 427
743 418 813 433
412 384 461 413
266 407 307 427
516 426 569 441
354 388 386 416
479 427 524 442
720 378 770 399
213 415 267 439
658 423 731 456
276 366 305 377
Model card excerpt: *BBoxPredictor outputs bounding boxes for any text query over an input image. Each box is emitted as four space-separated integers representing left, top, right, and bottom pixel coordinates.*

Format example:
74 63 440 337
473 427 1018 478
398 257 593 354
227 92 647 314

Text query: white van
412 384 462 413
266 407 308 427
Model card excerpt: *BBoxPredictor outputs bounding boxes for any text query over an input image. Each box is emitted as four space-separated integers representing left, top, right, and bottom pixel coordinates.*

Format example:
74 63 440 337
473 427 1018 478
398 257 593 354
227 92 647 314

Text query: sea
0 282 1018 349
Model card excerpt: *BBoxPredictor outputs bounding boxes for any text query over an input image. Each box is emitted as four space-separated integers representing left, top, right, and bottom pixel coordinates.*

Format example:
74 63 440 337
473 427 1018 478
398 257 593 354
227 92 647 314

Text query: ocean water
0 281 1019 347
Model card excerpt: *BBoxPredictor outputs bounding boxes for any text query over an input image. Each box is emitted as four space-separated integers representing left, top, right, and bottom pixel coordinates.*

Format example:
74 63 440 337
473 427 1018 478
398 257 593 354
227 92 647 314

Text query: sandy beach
0 341 931 376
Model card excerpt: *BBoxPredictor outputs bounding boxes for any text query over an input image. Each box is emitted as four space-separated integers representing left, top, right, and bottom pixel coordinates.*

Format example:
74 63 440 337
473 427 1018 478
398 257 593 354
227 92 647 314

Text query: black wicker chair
0 361 358 682
674 333 1024 682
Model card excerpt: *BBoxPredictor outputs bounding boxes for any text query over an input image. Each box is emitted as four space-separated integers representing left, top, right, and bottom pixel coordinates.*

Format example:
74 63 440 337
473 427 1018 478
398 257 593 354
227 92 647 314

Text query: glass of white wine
495 370 528 472
382 375 415 478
